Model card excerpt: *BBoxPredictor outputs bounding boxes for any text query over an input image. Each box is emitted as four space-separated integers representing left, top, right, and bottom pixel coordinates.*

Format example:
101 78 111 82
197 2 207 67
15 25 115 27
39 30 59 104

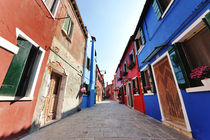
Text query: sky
76 0 146 84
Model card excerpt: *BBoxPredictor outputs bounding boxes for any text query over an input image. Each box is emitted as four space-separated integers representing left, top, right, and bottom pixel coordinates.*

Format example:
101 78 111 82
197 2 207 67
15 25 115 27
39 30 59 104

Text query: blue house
134 0 210 139
81 34 97 108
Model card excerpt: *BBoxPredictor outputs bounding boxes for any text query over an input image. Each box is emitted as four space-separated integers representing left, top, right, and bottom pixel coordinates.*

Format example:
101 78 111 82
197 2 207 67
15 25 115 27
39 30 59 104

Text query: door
128 83 134 107
153 56 186 127
126 82 134 107
42 72 61 126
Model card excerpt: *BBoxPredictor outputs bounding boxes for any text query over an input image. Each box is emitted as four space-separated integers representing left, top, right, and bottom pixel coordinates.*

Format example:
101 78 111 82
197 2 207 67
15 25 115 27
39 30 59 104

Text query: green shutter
147 65 156 93
140 27 146 45
202 12 210 30
68 21 74 38
16 46 39 97
168 43 191 89
140 72 146 94
63 14 70 33
0 38 32 96
152 0 163 20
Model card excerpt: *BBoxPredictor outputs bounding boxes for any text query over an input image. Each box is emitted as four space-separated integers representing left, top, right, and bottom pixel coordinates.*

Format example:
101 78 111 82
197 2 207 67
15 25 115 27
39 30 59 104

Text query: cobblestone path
23 100 191 140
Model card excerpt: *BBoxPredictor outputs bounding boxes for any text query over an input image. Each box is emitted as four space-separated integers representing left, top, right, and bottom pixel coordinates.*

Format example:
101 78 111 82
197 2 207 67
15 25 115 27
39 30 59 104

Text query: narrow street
23 101 190 140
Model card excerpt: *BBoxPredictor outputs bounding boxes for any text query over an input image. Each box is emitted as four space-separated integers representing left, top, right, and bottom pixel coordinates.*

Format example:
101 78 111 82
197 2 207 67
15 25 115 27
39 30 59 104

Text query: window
169 26 210 88
124 62 127 72
0 37 39 97
128 50 136 70
169 11 210 89
43 0 60 17
62 14 74 40
140 65 156 94
124 85 126 95
132 77 140 95
135 27 145 54
152 0 172 20
86 57 91 70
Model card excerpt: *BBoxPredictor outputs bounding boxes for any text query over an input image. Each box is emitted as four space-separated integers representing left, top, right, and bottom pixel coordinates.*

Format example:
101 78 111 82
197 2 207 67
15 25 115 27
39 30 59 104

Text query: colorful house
81 35 97 108
134 0 210 139
31 0 87 131
0 0 60 139
115 36 145 113
95 65 105 102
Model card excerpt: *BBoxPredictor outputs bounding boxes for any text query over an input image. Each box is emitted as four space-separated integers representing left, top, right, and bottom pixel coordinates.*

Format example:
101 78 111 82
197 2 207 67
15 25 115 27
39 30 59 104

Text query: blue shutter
140 28 145 45
152 0 163 20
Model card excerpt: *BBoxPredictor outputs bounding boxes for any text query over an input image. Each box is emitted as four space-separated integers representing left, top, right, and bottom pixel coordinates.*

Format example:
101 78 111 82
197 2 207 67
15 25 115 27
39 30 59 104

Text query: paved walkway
23 100 191 140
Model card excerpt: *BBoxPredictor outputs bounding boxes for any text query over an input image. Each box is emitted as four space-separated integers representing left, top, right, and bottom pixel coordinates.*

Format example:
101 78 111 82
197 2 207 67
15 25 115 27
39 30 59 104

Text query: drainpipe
88 36 96 107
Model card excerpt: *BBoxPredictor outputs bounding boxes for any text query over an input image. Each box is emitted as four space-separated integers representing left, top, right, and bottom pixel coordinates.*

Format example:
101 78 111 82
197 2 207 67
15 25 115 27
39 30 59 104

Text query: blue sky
76 0 146 84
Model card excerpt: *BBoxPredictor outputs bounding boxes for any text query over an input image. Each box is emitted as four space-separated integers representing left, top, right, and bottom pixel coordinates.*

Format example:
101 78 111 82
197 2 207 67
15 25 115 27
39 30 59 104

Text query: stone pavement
23 100 191 140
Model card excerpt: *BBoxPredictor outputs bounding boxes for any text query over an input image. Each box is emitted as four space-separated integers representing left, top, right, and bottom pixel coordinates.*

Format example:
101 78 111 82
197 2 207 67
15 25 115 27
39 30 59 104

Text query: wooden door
42 72 61 125
153 56 186 127
128 83 134 107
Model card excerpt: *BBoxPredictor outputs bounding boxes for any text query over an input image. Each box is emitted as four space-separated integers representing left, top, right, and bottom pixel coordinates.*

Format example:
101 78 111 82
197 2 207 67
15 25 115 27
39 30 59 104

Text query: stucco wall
31 0 86 132
0 0 59 139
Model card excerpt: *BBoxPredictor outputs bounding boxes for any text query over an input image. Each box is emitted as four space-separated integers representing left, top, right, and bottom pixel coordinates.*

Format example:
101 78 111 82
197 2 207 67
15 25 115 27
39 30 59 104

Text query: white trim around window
0 37 19 54
161 0 175 18
172 9 209 44
172 9 210 93
41 0 60 19
0 28 46 101
140 64 155 96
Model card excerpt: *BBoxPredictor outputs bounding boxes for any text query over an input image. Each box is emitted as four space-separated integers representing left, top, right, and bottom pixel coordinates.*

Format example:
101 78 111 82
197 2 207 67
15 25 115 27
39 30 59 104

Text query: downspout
88 36 96 107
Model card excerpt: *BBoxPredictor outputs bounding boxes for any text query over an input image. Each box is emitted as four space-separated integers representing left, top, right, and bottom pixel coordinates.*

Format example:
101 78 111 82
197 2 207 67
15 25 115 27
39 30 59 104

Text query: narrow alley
23 100 190 140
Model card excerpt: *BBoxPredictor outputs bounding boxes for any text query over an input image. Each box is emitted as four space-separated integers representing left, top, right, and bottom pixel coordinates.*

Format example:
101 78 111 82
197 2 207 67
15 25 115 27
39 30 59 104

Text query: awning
141 43 167 64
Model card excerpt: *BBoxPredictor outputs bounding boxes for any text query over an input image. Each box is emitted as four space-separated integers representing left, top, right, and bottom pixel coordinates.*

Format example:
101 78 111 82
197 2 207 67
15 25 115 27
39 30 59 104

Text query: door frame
151 52 191 132
126 81 134 108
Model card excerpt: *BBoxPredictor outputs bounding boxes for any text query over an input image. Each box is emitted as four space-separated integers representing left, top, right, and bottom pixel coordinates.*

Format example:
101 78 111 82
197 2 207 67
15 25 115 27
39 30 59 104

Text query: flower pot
201 78 210 86
147 90 152 93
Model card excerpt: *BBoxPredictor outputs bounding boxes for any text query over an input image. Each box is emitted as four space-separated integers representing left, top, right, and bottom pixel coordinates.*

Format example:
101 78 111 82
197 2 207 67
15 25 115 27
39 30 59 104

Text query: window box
128 61 135 70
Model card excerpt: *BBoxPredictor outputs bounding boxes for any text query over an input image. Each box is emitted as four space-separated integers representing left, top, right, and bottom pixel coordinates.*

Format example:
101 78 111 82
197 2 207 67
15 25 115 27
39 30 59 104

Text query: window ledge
134 94 140 96
0 96 33 101
186 85 210 93
144 93 155 96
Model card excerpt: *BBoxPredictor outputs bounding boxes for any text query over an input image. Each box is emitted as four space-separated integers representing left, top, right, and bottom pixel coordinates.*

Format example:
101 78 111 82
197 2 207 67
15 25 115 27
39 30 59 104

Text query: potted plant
144 85 151 93
190 66 210 86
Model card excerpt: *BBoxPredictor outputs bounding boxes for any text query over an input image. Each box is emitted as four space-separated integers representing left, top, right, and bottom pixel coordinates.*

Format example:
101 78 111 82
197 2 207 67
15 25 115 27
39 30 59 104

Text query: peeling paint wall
31 0 86 131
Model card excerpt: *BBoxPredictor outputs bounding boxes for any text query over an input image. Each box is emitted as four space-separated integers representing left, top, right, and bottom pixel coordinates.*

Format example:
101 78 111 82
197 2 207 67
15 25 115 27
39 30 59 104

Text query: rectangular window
132 77 140 95
169 25 210 88
43 0 60 16
124 85 126 95
86 57 91 70
0 38 39 97
62 14 74 40
124 62 127 73
140 65 156 94
152 0 172 20
129 50 135 63
135 27 145 54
